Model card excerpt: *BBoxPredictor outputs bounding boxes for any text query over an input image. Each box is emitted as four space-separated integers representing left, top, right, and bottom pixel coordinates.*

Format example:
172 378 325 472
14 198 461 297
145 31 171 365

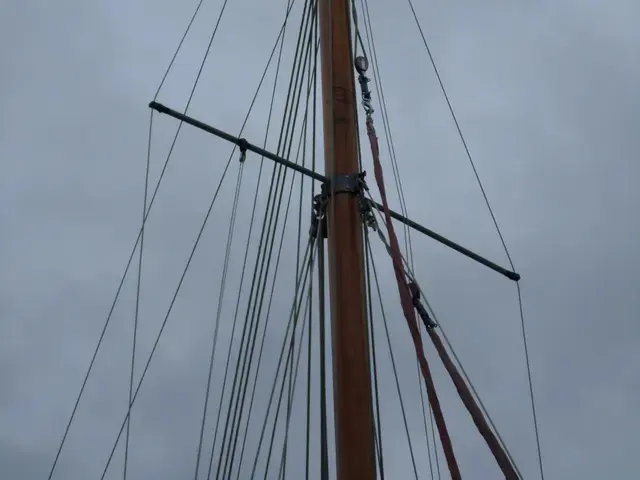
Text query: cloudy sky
2 0 639 478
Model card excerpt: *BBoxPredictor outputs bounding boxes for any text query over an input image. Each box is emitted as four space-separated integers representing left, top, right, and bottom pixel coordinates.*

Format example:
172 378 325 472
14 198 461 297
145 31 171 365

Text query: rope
365 113 461 478
359 0 415 265
428 328 519 478
370 197 519 478
368 210 522 478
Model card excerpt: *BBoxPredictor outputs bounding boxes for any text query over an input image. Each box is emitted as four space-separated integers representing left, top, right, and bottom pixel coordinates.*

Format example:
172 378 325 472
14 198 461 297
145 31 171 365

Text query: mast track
149 100 520 283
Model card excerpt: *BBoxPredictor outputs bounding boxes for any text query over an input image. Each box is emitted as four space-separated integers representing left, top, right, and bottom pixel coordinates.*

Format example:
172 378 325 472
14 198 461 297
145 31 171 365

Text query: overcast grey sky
2 0 639 478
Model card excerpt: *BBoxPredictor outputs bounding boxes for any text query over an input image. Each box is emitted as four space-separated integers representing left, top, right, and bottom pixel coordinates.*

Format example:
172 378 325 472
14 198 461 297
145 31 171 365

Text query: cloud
1 0 639 478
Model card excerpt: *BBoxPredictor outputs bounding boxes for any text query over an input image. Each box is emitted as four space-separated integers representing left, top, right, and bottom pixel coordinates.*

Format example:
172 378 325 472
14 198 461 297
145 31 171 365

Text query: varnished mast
318 0 377 478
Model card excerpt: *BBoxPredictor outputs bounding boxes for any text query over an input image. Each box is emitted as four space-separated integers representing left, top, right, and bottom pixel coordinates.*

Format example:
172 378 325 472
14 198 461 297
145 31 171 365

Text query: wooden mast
318 0 376 478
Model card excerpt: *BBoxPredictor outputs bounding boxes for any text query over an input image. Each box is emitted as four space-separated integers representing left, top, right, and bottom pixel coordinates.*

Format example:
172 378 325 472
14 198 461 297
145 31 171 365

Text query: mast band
321 172 368 197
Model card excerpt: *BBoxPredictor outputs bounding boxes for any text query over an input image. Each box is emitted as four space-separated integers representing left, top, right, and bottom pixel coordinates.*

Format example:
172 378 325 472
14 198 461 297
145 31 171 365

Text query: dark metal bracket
322 172 368 197
149 101 520 282
409 281 438 330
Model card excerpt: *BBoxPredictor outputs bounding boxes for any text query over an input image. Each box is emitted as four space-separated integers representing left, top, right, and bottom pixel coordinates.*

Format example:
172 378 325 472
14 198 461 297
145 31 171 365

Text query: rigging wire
280 6 318 473
365 237 419 479
349 0 367 58
355 3 446 476
153 0 207 101
416 354 436 480
309 10 329 474
48 8 219 471
358 0 415 266
405 3 544 477
245 237 317 477
207 4 319 477
122 109 153 480
204 2 298 477
304 9 319 478
277 248 317 478
353 3 440 471
214 4 318 477
52 0 543 477
98 150 236 480
265 243 316 478
237 111 316 478
303 229 314 480
362 84 464 479
192 3 320 475
193 157 245 480
54 4 300 478
405 0 513 268
355 3 446 472
250 47 319 480
230 43 294 480
317 229 329 480
232 20 320 472
47 0 238 473
363 228 386 479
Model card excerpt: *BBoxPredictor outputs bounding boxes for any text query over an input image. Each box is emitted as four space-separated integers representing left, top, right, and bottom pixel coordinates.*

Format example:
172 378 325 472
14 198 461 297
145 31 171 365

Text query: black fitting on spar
237 137 249 153
149 101 169 115
237 138 248 163
408 282 437 330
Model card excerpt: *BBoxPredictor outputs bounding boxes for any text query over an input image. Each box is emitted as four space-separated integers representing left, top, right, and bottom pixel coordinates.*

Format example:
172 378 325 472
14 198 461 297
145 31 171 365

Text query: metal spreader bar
149 101 326 182
368 201 520 281
149 101 520 282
